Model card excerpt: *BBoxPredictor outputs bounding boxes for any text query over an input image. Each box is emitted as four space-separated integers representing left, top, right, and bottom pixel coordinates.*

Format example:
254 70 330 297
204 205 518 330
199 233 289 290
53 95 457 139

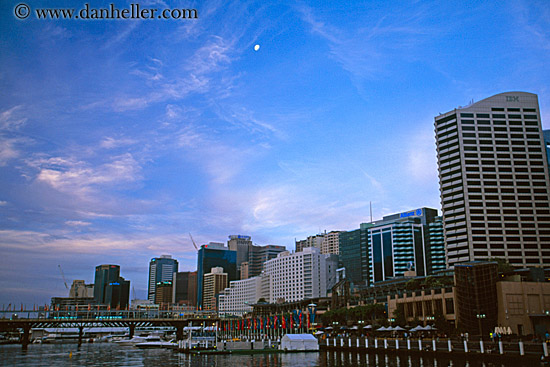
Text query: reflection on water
0 344 532 367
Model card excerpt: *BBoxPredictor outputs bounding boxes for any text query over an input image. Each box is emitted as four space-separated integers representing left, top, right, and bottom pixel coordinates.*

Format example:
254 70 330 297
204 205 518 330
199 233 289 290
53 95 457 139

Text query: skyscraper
202 267 227 310
94 264 120 304
196 242 237 309
435 92 550 268
339 224 370 286
148 255 178 302
94 264 130 308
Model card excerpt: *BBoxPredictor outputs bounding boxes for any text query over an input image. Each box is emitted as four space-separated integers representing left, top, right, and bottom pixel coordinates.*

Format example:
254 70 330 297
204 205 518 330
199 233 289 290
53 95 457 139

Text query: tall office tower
148 255 178 302
339 223 371 287
321 231 342 255
544 130 550 172
247 244 286 279
435 92 550 268
295 234 325 252
202 267 228 310
94 264 120 304
172 271 197 306
227 235 252 277
196 242 237 309
368 208 446 283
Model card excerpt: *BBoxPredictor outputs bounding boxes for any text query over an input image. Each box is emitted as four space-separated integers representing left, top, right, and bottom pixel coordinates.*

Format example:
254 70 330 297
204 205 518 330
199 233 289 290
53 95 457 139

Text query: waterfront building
196 243 237 309
172 271 197 307
263 247 332 303
496 268 550 336
454 261 498 335
435 92 550 268
69 280 94 298
387 284 456 328
218 273 269 316
368 208 446 283
339 224 371 287
202 267 227 310
321 231 342 255
219 247 338 314
148 255 178 303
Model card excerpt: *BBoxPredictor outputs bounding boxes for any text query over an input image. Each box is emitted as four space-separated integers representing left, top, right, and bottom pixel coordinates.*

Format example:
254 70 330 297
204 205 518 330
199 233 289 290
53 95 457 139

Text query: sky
1 0 550 307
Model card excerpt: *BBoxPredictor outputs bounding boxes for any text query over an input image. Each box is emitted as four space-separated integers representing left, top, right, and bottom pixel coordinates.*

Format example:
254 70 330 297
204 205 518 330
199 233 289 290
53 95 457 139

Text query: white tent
280 334 319 351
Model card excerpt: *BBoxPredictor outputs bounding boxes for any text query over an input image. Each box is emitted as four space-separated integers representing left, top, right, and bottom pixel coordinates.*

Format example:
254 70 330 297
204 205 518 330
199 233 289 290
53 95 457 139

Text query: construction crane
58 265 69 290
189 233 199 251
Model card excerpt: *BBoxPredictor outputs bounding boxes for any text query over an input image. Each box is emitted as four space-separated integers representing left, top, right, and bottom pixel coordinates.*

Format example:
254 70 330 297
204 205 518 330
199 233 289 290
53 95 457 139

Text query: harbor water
0 343 533 366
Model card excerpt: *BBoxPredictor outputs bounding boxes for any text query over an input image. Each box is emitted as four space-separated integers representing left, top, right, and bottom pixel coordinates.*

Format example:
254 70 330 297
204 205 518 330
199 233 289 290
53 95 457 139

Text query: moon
254 44 260 51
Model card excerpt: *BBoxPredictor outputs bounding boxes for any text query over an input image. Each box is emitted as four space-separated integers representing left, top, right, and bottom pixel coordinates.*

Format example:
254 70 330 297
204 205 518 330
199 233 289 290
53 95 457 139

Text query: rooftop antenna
370 201 373 223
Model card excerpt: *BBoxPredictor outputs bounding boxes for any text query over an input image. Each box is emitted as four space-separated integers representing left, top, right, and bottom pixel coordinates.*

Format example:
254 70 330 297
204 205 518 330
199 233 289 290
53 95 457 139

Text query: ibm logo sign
506 96 519 102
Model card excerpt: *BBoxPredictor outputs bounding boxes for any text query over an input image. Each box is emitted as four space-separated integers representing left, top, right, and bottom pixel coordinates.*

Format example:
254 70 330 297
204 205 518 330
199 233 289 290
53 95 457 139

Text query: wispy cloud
27 153 142 197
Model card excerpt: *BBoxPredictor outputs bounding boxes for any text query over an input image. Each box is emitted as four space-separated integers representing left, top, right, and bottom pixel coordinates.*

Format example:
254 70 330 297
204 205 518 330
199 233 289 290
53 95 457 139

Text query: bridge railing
0 309 218 320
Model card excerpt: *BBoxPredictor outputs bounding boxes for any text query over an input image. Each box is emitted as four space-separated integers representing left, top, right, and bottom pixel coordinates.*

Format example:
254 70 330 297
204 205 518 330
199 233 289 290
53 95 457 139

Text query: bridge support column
78 326 84 346
21 325 30 349
176 326 184 341
128 323 135 338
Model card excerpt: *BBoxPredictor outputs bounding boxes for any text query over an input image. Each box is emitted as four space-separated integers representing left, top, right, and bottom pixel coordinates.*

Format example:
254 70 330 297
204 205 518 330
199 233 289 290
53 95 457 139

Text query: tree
488 257 515 274
393 304 406 326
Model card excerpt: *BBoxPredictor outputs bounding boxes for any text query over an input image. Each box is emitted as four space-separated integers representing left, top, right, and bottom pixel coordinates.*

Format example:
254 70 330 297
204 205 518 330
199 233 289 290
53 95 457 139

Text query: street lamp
476 313 486 337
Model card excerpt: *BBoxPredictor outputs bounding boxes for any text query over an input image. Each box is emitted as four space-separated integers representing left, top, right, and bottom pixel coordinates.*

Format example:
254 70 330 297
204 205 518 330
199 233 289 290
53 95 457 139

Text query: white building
218 273 269 316
264 247 329 303
218 247 337 314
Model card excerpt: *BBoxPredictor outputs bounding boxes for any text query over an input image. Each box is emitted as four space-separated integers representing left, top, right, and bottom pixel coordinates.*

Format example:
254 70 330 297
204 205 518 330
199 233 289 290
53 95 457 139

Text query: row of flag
220 309 317 331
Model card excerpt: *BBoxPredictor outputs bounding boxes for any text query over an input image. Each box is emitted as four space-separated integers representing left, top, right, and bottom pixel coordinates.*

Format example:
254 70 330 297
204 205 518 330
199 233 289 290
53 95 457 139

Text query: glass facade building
368 208 446 283
196 243 237 309
338 224 371 287
148 255 178 303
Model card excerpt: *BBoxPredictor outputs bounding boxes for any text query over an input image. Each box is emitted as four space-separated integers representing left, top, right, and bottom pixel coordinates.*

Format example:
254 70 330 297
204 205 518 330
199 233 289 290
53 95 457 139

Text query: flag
282 314 286 329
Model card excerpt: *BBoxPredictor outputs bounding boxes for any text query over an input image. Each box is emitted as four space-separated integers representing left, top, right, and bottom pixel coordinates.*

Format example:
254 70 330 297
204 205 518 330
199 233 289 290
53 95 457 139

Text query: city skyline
1 0 550 305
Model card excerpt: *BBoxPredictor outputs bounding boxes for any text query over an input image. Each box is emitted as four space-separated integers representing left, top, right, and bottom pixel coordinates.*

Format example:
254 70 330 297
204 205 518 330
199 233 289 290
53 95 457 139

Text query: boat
135 335 176 349
114 335 147 346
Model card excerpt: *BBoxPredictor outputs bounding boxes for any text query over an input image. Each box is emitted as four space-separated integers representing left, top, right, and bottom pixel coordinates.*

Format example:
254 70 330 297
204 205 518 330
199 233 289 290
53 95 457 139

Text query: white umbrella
376 326 387 331
363 325 372 329
314 331 324 335
393 326 406 331
386 326 395 331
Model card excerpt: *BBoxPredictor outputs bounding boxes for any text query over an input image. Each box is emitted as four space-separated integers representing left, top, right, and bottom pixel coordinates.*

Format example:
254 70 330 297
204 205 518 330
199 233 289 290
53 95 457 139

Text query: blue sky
1 0 550 306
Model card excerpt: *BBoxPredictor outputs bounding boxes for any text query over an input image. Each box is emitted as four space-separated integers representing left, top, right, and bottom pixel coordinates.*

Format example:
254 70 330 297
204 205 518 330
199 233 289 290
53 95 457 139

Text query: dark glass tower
196 243 236 309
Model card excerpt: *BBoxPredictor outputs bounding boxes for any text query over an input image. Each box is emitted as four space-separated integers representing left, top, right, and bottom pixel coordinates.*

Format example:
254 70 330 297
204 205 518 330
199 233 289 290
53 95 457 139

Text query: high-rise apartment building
435 92 550 268
196 242 237 309
148 255 178 302
321 231 342 255
295 234 324 252
202 267 227 310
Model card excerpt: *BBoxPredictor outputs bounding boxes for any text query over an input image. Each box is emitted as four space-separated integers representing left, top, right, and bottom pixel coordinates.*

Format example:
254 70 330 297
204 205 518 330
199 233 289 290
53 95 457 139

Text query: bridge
0 310 219 348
